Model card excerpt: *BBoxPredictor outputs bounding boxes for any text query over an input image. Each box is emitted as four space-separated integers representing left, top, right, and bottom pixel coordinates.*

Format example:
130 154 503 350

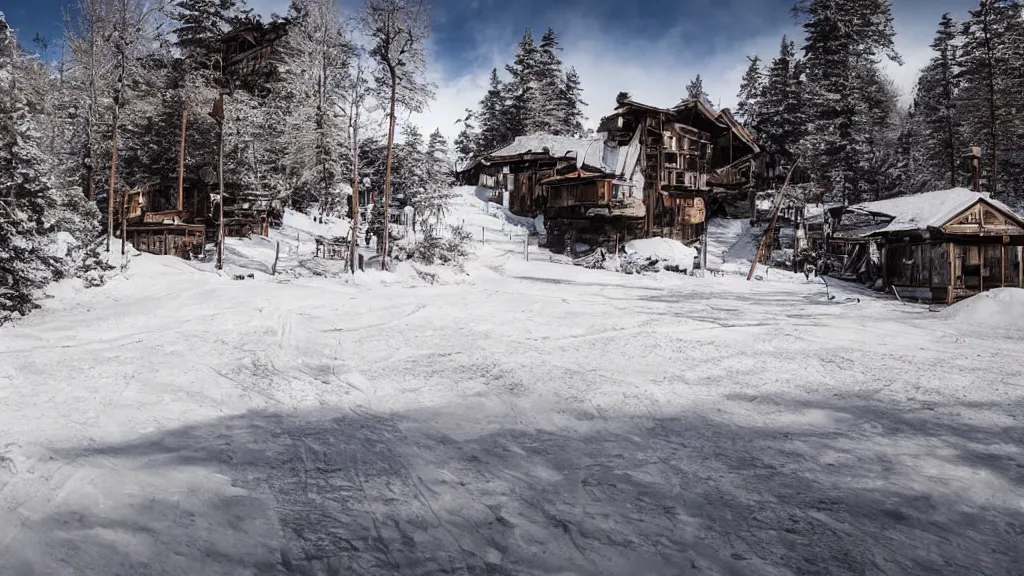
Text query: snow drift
940 288 1024 329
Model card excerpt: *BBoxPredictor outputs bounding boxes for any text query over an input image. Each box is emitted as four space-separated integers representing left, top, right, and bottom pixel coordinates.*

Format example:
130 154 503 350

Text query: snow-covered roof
848 188 1024 234
481 131 643 179
487 133 606 169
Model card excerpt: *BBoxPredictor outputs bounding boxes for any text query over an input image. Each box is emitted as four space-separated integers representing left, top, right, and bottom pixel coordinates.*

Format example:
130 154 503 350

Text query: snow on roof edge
850 188 1024 234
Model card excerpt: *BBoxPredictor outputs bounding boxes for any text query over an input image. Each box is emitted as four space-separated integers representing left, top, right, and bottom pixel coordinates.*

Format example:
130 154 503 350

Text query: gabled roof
715 108 759 153
847 188 1024 234
671 98 722 123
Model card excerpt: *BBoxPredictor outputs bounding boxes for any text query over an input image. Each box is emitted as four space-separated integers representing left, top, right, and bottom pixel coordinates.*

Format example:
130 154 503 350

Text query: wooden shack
830 188 1024 303
217 191 273 238
118 182 210 258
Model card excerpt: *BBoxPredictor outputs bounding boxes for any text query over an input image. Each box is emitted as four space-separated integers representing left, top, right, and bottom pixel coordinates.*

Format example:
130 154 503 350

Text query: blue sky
4 0 979 138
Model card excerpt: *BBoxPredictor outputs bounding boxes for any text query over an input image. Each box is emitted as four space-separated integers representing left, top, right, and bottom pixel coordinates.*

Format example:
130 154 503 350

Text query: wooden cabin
118 181 210 258
457 95 761 255
829 188 1024 303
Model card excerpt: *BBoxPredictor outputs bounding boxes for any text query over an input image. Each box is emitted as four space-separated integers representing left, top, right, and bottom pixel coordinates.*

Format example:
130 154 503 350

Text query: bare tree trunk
380 72 398 271
217 112 225 270
106 92 120 253
982 19 998 194
350 117 361 274
177 102 188 211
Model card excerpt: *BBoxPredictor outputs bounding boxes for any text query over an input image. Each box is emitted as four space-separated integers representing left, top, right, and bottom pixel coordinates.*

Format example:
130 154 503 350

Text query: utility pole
210 95 226 270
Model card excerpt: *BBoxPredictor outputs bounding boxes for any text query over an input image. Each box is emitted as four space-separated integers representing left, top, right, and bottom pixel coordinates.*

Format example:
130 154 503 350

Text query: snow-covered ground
2 189 1023 575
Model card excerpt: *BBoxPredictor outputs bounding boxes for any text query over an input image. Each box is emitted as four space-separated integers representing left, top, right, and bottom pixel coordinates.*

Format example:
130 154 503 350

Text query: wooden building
119 181 210 257
458 95 760 254
828 188 1024 303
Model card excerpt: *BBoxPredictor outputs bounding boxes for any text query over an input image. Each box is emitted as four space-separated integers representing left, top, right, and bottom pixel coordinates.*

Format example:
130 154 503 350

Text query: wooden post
881 245 889 289
979 246 984 293
948 242 955 305
120 191 126 256
1019 246 1023 288
1001 245 1006 288
272 241 280 275
748 158 800 281
524 234 529 261
177 103 188 211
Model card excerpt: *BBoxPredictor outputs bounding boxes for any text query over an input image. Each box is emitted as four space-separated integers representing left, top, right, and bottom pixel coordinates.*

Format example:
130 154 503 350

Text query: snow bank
940 288 1024 329
282 209 350 239
624 238 697 272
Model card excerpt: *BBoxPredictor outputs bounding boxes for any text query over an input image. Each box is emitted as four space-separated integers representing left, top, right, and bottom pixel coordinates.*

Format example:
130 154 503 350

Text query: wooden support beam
979 246 984 293
1001 245 1006 288
947 242 955 305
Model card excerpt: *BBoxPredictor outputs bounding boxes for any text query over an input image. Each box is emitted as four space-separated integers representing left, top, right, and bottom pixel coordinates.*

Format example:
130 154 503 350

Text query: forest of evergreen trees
2 0 1024 321
735 0 1024 206
453 27 588 162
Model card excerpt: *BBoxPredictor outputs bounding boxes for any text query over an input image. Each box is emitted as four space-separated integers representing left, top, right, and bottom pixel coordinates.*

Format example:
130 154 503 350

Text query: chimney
963 146 981 192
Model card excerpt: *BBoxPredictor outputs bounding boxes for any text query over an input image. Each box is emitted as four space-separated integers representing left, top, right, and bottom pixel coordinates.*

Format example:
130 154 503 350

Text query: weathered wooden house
826 188 1024 303
458 96 760 254
119 180 210 257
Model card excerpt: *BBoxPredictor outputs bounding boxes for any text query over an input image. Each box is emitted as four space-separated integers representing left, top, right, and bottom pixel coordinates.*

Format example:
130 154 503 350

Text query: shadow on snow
21 393 1024 576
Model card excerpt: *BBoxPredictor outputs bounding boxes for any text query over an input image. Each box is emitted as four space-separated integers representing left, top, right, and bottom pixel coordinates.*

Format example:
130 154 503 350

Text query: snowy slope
705 217 759 274
2 199 1024 575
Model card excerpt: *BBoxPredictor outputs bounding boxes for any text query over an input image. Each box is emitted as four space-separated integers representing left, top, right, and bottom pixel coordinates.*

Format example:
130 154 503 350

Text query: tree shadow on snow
19 395 1024 576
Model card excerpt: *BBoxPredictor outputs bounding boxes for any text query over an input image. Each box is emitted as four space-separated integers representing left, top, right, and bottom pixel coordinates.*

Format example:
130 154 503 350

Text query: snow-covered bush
393 226 473 266
620 238 697 274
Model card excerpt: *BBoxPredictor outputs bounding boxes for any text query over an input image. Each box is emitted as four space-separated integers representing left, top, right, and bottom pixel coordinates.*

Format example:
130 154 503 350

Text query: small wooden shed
842 188 1024 303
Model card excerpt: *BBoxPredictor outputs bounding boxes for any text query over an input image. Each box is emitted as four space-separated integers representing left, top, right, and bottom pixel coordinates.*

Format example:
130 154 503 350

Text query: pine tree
476 68 510 153
911 13 962 190
735 56 764 128
453 108 477 165
559 66 586 137
686 74 712 107
171 0 247 65
758 36 804 175
0 14 98 322
532 28 565 134
393 122 426 209
504 28 540 139
795 0 901 203
421 128 454 226
957 0 1024 199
